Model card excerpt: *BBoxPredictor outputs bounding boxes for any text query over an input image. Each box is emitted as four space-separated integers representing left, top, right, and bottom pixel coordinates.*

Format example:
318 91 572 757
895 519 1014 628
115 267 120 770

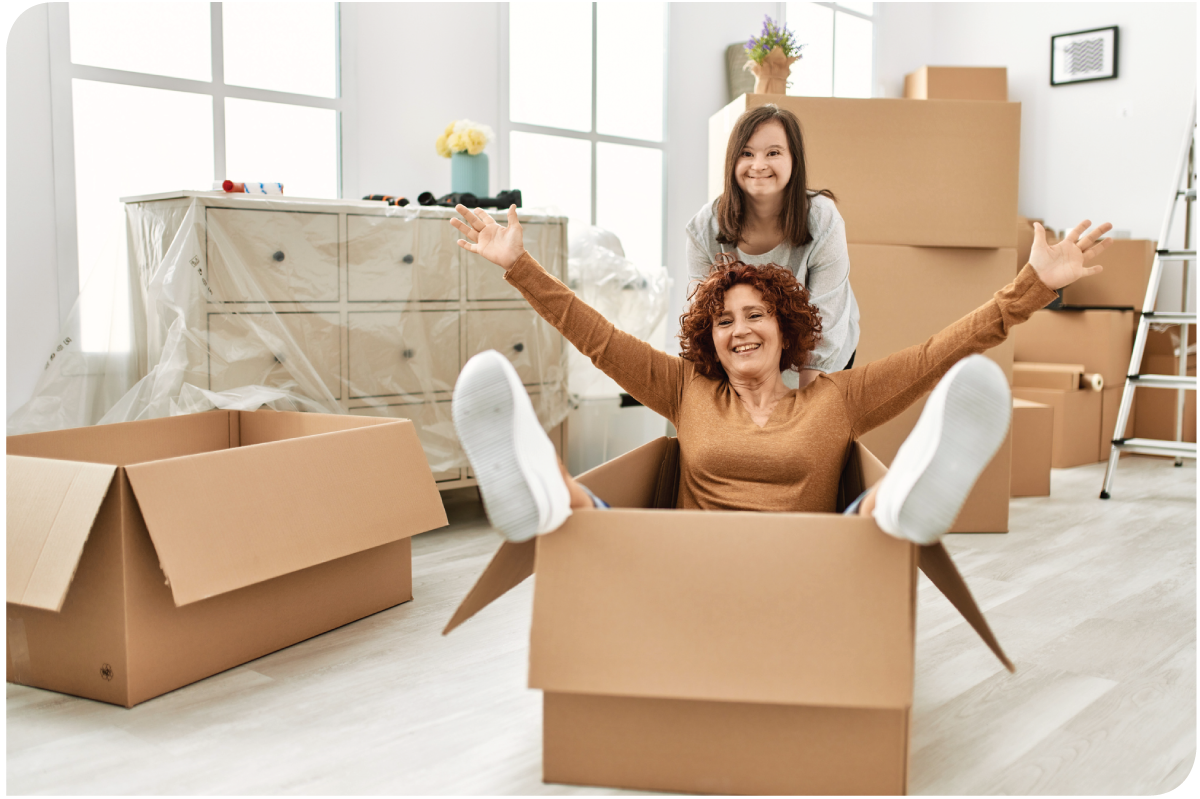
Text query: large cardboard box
850 244 1017 532
708 94 1021 248
1011 387 1102 468
1012 309 1136 388
445 437 1012 796
1011 399 1053 497
1061 239 1155 308
6 411 447 707
904 66 1008 101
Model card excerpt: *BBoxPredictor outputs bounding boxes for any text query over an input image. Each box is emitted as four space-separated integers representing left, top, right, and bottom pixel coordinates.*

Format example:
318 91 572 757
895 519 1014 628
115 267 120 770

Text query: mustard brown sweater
505 252 1058 513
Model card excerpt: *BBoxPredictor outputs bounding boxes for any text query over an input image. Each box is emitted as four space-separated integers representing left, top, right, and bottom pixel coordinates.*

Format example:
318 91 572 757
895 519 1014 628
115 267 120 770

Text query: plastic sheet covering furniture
10 192 570 489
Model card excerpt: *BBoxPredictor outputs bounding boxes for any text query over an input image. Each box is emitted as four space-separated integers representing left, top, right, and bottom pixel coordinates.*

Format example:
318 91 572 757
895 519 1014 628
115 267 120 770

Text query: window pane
69 2 210 81
510 2 592 132
838 1 874 16
72 80 214 349
225 99 338 199
833 12 873 98
223 3 337 98
596 143 663 270
509 131 591 236
597 2 664 141
786 2 833 97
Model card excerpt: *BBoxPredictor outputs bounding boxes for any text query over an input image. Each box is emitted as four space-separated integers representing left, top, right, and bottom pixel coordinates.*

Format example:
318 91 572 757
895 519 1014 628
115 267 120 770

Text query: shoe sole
889 356 1011 545
452 354 541 543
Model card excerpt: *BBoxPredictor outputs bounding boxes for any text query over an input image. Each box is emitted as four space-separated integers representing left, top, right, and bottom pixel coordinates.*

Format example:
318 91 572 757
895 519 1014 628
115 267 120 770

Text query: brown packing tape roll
7 616 31 685
1082 373 1104 391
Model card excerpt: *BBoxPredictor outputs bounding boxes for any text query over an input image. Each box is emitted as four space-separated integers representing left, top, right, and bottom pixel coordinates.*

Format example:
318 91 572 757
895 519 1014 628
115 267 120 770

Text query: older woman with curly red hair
448 205 1112 545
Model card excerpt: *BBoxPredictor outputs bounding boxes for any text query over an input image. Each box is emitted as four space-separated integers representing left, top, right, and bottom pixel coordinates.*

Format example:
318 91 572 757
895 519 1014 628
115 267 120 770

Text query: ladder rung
1112 439 1198 458
1156 249 1197 259
1129 374 1197 389
1143 311 1198 323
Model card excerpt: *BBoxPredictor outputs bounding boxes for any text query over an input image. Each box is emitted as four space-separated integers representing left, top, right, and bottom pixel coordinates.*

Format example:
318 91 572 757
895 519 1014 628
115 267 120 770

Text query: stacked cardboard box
1012 310 1138 466
1134 327 1197 445
711 93 1021 532
904 66 1008 101
1061 238 1155 308
7 411 447 707
1011 398 1053 496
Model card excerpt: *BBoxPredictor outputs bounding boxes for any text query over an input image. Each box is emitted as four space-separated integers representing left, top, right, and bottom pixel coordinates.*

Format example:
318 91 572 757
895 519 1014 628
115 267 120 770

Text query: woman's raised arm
450 205 689 424
832 219 1113 435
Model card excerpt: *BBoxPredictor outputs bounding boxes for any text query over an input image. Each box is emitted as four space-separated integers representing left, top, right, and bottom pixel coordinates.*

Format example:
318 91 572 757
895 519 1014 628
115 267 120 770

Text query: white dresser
123 191 569 488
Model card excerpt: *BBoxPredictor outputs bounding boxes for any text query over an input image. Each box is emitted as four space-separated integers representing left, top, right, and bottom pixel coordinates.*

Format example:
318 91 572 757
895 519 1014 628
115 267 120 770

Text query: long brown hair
715 104 835 248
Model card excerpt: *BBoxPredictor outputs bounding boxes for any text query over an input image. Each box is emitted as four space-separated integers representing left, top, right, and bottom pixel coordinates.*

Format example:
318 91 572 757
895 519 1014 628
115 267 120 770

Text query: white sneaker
452 350 572 542
872 355 1011 545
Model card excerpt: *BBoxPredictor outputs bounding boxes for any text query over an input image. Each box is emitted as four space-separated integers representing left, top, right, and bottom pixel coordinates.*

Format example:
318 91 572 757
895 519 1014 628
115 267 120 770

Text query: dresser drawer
207 311 342 398
465 309 563 386
206 208 339 302
348 310 460 398
350 400 461 481
465 222 563 300
347 216 460 302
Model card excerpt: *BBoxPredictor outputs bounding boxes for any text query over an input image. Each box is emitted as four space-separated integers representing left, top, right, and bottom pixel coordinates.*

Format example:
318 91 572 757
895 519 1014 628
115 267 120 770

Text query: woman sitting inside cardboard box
448 205 1111 545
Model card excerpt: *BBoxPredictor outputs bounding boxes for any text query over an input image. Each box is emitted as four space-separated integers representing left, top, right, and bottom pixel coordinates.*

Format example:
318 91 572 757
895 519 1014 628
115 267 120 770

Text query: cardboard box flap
125 421 446 606
919 542 1014 672
528 511 918 710
573 436 678 509
7 455 117 612
442 539 536 635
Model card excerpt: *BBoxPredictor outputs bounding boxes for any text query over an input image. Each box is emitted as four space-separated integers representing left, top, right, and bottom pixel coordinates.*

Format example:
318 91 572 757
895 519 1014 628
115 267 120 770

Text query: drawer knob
402 254 414 264
273 352 286 364
513 342 525 353
401 348 416 359
272 250 286 262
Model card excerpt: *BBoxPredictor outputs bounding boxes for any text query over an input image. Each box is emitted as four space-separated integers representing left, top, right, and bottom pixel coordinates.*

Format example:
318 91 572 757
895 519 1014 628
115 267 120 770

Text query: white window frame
498 2 670 268
781 1 875 99
45 2 354 325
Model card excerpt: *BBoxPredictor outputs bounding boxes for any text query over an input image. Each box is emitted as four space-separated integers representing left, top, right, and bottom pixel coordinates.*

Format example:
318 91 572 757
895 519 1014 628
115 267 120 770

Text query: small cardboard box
904 66 1008 101
1012 309 1136 388
850 243 1017 532
1011 387 1103 468
1061 239 1155 308
6 411 447 707
1013 361 1097 391
445 437 1012 796
1011 398 1053 497
709 94 1021 248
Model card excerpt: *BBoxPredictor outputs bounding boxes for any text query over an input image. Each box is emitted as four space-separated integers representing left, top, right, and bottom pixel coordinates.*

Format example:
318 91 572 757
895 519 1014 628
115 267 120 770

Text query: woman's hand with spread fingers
1029 219 1113 290
450 204 525 270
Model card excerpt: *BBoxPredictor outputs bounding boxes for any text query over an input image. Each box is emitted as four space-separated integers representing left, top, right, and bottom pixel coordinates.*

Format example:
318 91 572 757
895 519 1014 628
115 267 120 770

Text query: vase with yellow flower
436 119 494 197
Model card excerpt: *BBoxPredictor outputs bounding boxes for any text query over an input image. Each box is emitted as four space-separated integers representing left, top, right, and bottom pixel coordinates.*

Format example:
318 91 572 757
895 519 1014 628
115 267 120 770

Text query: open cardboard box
7 410 447 707
445 437 1012 796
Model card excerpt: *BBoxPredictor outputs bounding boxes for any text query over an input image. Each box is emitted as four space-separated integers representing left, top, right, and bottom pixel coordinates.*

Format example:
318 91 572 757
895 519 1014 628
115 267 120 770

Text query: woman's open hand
450 204 525 270
1030 219 1113 290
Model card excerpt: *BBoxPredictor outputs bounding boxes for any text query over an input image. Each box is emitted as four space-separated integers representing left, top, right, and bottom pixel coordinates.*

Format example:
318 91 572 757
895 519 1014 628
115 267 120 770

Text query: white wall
346 3 500 204
6 3 61 414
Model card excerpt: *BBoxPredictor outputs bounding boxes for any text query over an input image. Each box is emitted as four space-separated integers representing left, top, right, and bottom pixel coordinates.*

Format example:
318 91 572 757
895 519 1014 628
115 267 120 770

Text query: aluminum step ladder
1100 98 1197 498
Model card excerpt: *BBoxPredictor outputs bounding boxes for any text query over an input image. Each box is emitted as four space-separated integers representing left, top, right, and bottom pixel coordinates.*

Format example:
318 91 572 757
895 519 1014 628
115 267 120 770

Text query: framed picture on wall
1051 26 1119 86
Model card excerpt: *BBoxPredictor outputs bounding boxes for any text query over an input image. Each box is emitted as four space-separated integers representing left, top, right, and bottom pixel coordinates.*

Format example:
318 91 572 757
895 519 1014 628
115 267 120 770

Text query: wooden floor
7 456 1195 795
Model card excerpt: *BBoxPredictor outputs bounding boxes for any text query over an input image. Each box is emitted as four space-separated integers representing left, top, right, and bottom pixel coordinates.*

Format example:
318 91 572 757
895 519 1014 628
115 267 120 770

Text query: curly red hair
679 254 823 380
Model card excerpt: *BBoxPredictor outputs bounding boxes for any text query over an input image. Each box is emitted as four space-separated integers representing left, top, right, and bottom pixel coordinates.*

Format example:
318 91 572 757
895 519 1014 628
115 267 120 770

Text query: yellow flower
465 128 488 155
444 121 456 136
435 132 451 158
446 131 467 153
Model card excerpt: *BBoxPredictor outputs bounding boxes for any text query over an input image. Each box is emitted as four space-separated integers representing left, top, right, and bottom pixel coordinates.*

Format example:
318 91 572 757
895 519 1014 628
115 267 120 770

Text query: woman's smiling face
712 283 783 382
734 119 793 201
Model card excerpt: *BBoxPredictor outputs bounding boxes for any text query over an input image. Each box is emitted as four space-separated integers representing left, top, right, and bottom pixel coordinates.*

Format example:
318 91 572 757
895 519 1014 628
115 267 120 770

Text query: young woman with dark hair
448 204 1111 547
686 104 858 389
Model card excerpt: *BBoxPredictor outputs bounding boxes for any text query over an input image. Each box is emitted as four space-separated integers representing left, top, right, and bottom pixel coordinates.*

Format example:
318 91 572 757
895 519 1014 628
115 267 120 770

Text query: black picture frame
1051 26 1119 86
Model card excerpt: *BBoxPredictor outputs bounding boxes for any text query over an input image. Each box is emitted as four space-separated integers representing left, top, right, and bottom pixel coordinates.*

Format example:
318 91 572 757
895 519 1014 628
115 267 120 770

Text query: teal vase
451 152 489 197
